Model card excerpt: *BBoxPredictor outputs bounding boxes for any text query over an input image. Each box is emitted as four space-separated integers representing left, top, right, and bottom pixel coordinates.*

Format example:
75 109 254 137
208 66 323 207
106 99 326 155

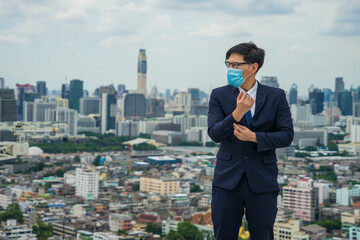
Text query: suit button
244 156 248 160
225 127 229 131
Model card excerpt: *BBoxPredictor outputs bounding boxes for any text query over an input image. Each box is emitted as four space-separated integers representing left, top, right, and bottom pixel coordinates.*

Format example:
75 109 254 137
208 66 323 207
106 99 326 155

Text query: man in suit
208 42 294 240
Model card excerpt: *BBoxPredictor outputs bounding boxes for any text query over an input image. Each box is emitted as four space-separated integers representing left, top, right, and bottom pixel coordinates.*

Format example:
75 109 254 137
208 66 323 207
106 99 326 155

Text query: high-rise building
335 77 344 102
308 87 324 114
146 98 165 118
352 87 360 117
0 89 16 122
289 83 298 105
117 84 126 98
36 81 46 96
261 76 279 88
45 107 78 136
55 97 69 108
79 97 100 115
137 49 147 96
0 78 4 89
61 83 70 99
16 84 38 120
23 102 34 121
187 88 200 104
282 177 319 223
122 93 146 120
100 93 117 134
166 89 171 100
33 101 56 121
75 168 99 200
338 90 352 115
69 79 83 112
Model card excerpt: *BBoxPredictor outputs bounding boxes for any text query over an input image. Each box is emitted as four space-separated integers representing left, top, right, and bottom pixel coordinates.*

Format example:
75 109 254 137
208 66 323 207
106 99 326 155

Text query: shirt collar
239 80 258 96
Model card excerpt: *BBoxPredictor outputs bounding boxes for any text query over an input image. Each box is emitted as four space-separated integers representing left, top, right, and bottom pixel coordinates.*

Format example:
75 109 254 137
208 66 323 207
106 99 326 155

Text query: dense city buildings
1 51 360 239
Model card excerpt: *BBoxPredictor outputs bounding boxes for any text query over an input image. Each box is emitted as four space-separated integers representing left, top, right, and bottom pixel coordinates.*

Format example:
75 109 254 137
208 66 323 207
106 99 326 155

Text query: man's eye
233 63 239 68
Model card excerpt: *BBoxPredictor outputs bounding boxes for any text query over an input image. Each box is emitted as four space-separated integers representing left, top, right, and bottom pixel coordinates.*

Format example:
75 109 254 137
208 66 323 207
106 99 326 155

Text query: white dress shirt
239 80 258 117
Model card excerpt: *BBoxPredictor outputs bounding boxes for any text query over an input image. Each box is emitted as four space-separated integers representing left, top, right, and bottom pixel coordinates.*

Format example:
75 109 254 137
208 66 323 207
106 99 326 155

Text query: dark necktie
245 110 252 127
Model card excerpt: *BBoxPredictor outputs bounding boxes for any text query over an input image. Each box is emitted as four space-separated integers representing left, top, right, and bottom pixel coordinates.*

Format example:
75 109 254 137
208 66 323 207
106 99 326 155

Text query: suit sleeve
207 89 237 143
255 90 294 152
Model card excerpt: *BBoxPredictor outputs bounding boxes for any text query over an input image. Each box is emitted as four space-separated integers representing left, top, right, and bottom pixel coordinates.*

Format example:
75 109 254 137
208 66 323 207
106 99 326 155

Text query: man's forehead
228 53 245 61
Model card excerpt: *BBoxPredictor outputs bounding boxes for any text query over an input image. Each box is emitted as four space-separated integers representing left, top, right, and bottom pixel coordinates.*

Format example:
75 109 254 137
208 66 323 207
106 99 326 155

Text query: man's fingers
238 91 244 100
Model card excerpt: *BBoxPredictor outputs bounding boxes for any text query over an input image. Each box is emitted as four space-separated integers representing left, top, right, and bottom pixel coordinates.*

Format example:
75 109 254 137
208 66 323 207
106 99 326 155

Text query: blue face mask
227 65 252 88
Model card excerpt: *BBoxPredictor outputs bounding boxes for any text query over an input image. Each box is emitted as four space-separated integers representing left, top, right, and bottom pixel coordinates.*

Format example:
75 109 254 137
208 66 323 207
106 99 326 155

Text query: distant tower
137 49 147 97
289 83 298 105
335 77 344 102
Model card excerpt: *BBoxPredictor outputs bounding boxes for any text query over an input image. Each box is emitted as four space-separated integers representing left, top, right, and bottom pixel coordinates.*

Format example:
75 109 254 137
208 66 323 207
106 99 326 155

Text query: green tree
327 141 338 151
33 221 53 240
0 203 24 224
190 185 203 193
117 229 128 235
177 221 203 240
133 183 140 191
145 222 162 235
93 155 101 166
166 230 183 240
315 220 341 230
73 155 81 163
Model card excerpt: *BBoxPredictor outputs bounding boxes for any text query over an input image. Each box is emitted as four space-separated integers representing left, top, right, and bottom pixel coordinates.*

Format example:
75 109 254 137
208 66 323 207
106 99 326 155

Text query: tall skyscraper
335 77 344 102
338 90 352 116
353 87 360 117
309 87 324 114
0 89 16 122
15 84 38 120
61 83 70 99
122 93 146 120
100 93 117 134
80 97 100 115
36 81 46 96
289 83 298 105
260 76 279 88
69 79 83 112
146 98 165 118
137 49 147 96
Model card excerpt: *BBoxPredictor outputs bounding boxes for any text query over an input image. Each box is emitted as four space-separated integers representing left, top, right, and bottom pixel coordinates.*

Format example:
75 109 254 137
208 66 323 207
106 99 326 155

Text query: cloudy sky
0 0 359 98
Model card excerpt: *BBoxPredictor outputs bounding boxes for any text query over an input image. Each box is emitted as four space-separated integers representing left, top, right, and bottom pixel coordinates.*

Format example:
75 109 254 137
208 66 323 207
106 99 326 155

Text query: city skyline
1 0 360 97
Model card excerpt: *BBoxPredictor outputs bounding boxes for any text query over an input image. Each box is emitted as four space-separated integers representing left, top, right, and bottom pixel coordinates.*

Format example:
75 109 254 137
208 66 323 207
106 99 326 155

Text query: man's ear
252 63 259 73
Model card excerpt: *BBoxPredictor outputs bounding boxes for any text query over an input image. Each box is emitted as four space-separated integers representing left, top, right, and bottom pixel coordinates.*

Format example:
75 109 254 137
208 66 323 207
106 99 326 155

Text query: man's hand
233 124 257 143
232 91 255 122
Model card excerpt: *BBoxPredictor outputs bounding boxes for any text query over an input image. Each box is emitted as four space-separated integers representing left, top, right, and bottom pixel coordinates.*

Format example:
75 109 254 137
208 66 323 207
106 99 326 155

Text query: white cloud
287 45 323 52
0 34 30 44
323 0 360 35
55 8 88 22
188 22 250 38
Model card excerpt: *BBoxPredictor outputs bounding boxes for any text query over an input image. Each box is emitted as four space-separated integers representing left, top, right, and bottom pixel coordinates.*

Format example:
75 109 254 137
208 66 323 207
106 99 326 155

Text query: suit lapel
252 81 268 121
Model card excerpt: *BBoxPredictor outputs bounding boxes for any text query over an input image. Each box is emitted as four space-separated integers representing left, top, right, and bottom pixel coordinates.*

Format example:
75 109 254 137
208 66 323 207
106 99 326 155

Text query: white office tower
75 168 99 200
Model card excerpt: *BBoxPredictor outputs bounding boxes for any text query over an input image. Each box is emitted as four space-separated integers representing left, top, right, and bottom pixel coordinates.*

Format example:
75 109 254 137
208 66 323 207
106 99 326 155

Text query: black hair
225 41 265 72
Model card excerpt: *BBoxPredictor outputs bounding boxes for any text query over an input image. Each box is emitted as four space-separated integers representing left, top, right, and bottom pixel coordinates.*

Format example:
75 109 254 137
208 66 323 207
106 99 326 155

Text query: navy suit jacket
207 81 294 193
